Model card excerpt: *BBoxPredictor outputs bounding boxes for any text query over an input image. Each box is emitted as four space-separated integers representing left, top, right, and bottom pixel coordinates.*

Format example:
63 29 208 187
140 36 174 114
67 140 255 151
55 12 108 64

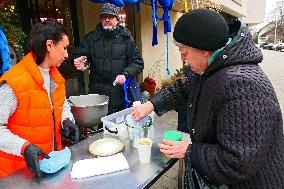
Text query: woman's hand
131 101 154 121
159 140 192 159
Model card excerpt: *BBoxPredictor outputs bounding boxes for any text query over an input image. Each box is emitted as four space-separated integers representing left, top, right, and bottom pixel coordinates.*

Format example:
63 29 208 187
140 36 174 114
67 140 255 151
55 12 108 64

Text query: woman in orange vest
0 19 80 178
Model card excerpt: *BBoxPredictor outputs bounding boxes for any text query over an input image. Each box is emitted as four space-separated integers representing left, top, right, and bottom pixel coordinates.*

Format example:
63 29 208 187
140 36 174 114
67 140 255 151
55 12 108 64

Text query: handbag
184 146 229 189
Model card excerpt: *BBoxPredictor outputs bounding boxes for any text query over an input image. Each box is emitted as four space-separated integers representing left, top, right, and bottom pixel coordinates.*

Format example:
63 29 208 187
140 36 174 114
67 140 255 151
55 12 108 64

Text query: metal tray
89 138 124 157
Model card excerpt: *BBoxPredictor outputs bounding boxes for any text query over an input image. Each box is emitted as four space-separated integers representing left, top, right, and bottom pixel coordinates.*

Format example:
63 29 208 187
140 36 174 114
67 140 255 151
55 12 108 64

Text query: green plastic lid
163 131 182 141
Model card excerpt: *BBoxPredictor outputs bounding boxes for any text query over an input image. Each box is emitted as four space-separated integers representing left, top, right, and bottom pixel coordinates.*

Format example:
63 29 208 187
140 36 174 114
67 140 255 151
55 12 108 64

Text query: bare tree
266 0 284 42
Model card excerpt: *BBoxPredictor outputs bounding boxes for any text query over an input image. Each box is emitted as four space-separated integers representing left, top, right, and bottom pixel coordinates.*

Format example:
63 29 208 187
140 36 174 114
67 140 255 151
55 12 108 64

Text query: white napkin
70 153 129 179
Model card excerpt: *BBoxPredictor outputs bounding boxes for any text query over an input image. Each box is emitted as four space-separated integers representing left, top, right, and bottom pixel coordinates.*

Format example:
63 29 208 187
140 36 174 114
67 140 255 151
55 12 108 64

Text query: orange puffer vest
0 53 66 178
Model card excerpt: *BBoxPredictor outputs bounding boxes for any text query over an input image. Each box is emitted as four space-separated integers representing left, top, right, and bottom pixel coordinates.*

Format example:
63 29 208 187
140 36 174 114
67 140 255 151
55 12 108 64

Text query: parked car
263 43 274 50
274 43 284 51
272 44 279 50
259 42 268 48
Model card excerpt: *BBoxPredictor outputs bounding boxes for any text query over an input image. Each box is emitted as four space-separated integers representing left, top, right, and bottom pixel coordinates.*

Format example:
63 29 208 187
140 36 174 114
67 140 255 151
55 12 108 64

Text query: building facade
1 0 266 92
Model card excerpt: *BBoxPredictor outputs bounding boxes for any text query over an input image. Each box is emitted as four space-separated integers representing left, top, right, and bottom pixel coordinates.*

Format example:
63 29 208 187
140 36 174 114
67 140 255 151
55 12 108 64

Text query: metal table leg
178 159 184 189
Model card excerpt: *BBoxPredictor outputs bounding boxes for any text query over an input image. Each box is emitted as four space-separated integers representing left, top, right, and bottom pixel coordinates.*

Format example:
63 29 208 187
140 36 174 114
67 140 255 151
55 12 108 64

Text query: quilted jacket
0 27 11 76
73 24 144 112
151 21 284 189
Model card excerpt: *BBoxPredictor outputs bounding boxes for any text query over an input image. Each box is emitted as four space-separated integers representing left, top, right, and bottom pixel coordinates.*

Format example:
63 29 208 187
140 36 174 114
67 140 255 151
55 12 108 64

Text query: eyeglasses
173 39 196 51
100 14 116 20
173 39 185 47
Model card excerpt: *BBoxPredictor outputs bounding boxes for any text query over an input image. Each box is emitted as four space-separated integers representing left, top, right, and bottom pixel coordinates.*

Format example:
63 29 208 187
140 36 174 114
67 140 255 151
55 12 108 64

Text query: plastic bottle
126 101 143 148
132 101 142 107
126 101 141 128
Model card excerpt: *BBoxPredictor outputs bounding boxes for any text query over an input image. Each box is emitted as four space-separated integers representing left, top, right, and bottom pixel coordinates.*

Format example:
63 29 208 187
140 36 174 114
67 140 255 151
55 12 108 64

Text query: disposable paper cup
137 138 153 164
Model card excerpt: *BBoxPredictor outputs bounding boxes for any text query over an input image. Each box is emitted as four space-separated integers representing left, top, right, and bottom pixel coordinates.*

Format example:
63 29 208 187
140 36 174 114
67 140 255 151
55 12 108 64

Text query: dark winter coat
151 21 284 189
73 24 144 112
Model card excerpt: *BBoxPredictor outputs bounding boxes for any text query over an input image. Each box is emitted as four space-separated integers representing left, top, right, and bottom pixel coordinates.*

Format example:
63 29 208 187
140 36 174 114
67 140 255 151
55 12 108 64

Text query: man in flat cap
73 3 144 114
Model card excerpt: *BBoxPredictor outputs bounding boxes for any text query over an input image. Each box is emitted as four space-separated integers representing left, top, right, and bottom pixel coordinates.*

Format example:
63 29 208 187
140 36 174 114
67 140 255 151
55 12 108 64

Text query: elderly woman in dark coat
132 8 284 189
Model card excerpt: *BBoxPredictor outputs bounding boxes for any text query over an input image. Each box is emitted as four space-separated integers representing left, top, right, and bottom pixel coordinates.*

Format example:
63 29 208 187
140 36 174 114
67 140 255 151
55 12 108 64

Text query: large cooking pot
68 94 109 128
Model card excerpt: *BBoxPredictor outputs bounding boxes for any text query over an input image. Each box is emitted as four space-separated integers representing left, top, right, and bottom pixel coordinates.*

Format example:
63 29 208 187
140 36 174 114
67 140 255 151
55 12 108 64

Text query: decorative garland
90 0 141 10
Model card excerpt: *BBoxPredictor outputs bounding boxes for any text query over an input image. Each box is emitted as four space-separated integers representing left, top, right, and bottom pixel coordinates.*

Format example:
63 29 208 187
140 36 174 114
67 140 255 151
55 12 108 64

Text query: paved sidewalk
149 110 179 189
260 50 284 118
149 49 284 189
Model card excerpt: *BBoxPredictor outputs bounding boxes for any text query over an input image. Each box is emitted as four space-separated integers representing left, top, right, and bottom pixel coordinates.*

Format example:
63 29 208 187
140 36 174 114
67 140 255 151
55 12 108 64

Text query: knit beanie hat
100 3 120 19
173 8 229 51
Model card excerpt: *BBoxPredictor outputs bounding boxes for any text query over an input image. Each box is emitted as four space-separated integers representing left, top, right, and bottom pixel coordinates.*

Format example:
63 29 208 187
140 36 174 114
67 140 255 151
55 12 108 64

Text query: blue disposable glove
39 147 71 174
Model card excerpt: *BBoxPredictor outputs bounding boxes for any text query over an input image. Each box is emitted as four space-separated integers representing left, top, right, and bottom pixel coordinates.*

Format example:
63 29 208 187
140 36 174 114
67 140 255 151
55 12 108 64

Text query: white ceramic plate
89 138 125 157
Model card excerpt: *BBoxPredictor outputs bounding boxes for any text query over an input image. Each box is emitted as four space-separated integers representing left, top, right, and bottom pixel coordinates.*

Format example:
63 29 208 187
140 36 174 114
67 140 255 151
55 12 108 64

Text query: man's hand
74 56 87 70
23 144 50 177
159 140 191 159
131 101 154 121
114 75 126 85
61 118 80 144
